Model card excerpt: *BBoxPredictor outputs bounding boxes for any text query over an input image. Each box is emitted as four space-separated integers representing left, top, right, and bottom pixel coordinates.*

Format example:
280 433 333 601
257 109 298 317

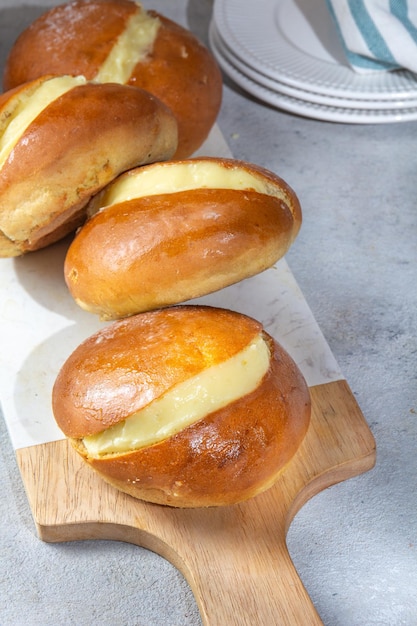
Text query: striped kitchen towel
325 0 417 73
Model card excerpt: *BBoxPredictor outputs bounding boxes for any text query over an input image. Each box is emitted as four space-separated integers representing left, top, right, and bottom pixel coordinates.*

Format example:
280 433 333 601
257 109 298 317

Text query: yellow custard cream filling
89 161 279 214
82 334 270 456
95 6 160 83
0 75 86 169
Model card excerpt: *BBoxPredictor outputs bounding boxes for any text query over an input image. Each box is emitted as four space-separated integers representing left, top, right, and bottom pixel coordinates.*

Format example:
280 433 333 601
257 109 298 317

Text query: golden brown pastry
52 305 311 508
64 157 302 320
0 74 177 257
3 0 222 158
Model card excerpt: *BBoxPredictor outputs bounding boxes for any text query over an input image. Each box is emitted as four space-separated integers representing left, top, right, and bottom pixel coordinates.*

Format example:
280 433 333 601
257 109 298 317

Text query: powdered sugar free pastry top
52 305 311 508
64 158 302 320
0 74 177 257
3 0 223 159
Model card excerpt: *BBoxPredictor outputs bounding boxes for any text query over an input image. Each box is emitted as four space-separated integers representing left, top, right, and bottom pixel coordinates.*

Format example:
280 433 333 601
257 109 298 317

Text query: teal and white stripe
325 0 417 73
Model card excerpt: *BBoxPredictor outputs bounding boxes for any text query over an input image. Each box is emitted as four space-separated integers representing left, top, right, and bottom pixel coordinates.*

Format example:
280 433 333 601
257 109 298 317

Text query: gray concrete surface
1 1 416 625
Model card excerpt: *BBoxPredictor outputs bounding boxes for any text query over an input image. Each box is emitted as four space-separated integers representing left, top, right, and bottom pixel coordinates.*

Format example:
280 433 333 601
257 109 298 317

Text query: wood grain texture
16 379 375 626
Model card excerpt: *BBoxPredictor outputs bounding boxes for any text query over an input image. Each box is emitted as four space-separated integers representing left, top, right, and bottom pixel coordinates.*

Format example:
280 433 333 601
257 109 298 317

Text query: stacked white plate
210 0 417 123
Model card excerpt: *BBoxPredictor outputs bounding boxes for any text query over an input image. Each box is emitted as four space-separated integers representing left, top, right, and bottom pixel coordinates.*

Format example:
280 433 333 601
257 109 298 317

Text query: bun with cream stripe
3 0 222 158
0 74 177 257
64 157 302 320
52 305 311 508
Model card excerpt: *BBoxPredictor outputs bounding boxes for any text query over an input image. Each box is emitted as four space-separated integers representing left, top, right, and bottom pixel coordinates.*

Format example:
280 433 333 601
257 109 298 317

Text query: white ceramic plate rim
213 0 417 100
211 22 417 110
210 28 417 123
210 21 417 110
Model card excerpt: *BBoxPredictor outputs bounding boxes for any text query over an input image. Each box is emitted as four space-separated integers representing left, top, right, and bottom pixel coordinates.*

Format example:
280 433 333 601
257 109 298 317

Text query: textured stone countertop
0 1 416 625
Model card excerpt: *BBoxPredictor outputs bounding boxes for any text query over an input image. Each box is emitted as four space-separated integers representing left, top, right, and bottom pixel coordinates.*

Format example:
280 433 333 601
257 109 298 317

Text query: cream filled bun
3 0 222 159
52 305 311 508
0 74 177 257
64 157 302 320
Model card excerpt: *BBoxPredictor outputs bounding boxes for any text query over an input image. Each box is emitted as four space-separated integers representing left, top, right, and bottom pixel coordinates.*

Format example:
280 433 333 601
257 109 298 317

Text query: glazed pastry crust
64 158 302 320
52 306 311 508
0 78 177 256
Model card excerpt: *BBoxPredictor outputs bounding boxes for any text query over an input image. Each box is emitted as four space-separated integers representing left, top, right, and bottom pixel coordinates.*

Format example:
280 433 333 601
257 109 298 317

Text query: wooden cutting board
15 378 375 626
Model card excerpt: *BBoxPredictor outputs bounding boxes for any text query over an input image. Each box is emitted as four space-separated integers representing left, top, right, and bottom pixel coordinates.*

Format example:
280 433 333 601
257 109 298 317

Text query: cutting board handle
157 503 324 625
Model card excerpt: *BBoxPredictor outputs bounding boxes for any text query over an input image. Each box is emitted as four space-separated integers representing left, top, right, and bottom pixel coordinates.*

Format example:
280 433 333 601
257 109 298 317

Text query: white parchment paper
0 125 342 450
